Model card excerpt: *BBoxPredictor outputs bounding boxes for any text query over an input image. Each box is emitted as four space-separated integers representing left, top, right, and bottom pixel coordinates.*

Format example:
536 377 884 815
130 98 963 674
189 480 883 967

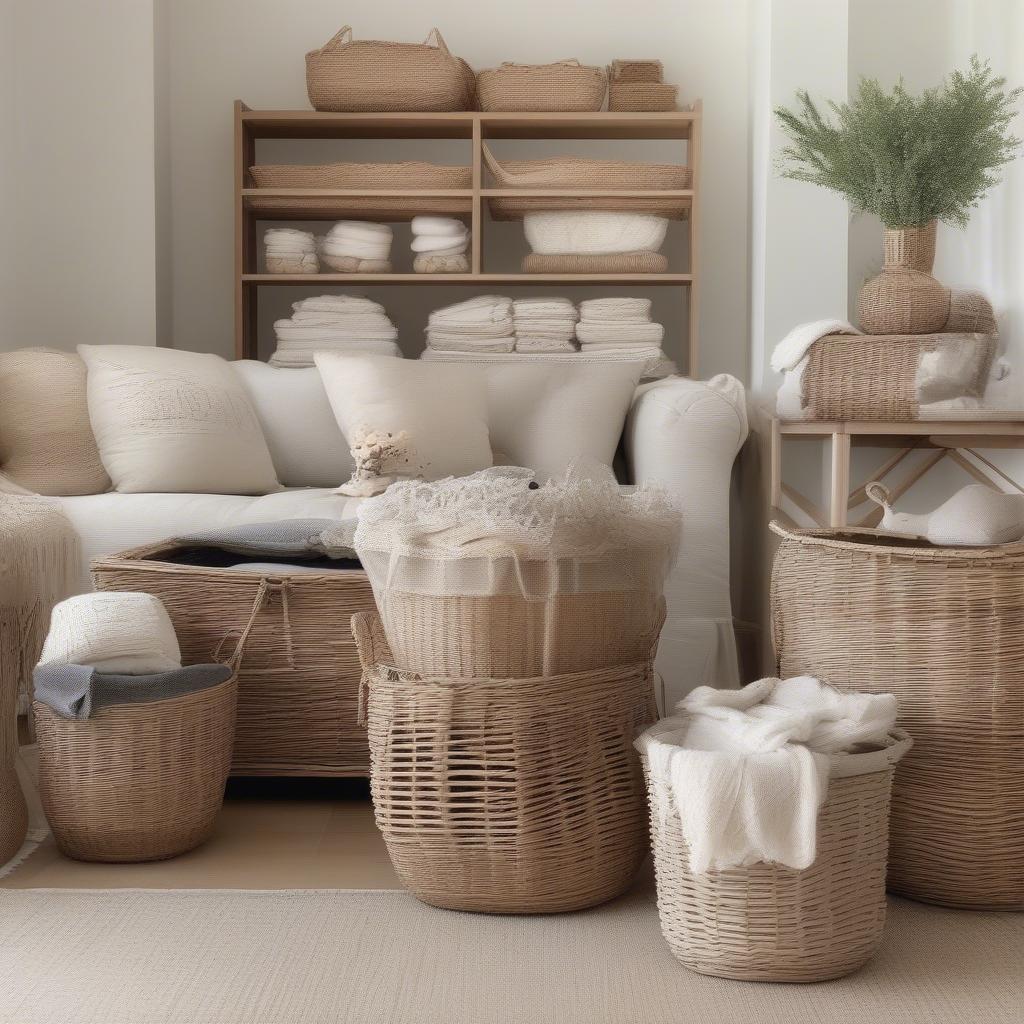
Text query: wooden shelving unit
235 102 701 369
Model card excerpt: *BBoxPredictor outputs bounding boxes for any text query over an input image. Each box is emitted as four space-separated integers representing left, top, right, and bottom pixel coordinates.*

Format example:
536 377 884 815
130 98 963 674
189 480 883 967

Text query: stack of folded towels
319 222 393 273
426 295 515 353
264 229 318 275
576 297 675 376
512 297 579 352
271 295 400 368
411 216 470 274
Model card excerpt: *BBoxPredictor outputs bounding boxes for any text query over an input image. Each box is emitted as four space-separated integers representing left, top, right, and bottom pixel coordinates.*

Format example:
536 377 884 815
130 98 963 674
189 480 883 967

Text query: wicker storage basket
641 738 908 982
34 665 239 863
522 251 669 274
801 332 997 421
770 523 1024 910
92 543 377 778
610 59 664 83
477 60 606 112
249 162 471 217
306 26 475 112
353 611 657 913
609 83 678 112
483 144 691 220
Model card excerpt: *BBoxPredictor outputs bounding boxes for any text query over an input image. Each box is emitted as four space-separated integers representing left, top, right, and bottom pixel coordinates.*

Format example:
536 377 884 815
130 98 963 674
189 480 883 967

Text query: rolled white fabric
264 228 316 253
38 592 182 675
411 232 469 254
320 236 392 260
325 221 393 242
411 216 467 237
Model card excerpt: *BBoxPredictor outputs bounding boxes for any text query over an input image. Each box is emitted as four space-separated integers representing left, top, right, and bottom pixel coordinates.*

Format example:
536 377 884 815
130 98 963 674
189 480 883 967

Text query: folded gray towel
33 663 234 721
175 519 357 559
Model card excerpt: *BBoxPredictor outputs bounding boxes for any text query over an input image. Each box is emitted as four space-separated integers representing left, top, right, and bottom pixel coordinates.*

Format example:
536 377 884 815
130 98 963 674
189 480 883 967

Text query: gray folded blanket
33 663 234 721
175 519 357 560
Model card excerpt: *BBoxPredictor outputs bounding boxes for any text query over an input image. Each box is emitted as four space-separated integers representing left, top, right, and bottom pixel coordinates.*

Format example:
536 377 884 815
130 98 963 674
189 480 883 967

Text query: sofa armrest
624 374 748 707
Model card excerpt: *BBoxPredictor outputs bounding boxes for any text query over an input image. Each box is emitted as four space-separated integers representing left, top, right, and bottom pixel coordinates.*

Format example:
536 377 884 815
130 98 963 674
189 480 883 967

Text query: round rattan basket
354 611 657 913
477 60 606 112
641 738 908 982
770 523 1024 911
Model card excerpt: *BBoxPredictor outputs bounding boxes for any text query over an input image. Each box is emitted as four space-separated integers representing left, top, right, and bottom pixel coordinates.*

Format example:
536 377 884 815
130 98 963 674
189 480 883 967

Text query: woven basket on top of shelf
92 543 377 778
770 523 1024 911
482 144 691 220
609 59 664 83
609 82 678 112
477 60 606 112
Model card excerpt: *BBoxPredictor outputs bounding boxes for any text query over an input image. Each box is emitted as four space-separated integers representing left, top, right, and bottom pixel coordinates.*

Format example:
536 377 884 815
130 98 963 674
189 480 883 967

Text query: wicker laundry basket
92 543 377 778
641 735 909 982
477 61 606 112
801 332 997 421
249 162 471 217
306 26 475 112
483 145 691 219
770 523 1024 910
353 611 657 913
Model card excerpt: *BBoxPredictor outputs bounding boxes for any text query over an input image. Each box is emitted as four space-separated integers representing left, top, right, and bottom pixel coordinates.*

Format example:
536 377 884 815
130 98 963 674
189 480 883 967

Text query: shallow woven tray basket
641 738 907 982
483 144 691 219
477 60 606 112
770 523 1024 910
92 544 378 778
353 611 657 913
34 663 240 864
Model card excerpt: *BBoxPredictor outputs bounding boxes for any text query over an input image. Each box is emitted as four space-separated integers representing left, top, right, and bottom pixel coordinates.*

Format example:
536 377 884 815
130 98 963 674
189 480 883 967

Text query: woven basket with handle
477 60 606 112
770 523 1024 911
306 26 475 112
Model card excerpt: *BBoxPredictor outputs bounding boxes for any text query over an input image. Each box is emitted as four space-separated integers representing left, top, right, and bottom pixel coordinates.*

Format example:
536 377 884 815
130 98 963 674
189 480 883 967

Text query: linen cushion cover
79 345 280 495
0 348 111 496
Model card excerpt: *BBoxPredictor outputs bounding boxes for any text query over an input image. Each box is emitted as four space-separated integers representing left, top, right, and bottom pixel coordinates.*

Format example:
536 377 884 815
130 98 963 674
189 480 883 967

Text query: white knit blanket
770 318 860 373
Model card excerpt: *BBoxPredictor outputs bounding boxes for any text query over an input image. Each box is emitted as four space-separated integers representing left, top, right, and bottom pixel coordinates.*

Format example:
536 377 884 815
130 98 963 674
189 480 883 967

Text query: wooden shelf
243 273 694 285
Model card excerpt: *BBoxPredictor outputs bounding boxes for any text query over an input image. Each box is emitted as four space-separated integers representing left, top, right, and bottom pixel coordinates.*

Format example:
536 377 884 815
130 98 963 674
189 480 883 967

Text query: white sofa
36 363 747 707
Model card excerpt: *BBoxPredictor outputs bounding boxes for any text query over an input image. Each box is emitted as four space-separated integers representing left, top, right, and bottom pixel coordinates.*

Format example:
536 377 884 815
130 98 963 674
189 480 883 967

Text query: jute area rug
1 886 1021 1024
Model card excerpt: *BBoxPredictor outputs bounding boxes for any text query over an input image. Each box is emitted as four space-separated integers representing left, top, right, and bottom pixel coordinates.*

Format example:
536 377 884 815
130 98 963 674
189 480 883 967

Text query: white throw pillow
79 345 280 495
418 353 642 480
314 353 492 496
232 360 353 488
38 592 182 674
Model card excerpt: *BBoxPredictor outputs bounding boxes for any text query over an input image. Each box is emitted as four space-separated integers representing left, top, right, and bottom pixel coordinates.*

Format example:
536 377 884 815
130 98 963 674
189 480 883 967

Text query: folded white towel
275 323 398 344
427 337 515 353
580 297 651 320
320 237 392 260
264 228 316 253
771 319 861 373
413 239 468 257
411 216 467 237
577 322 664 345
426 324 514 343
289 311 395 328
513 297 577 313
325 221 393 241
429 295 514 326
293 295 384 314
411 232 469 253
269 339 402 368
515 337 579 352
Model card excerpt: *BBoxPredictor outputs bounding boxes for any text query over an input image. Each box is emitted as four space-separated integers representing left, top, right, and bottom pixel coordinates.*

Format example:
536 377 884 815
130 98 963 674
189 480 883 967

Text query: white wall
1 0 159 353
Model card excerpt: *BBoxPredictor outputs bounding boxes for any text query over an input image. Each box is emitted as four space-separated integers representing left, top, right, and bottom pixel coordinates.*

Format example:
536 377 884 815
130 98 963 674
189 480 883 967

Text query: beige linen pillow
79 345 280 495
0 348 111 496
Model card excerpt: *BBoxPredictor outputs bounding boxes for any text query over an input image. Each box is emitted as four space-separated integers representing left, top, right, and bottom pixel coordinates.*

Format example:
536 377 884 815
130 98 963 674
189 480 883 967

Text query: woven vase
858 221 950 335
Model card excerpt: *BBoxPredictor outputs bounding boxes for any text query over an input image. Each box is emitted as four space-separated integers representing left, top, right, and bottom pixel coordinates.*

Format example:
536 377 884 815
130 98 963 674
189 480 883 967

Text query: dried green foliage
775 56 1022 228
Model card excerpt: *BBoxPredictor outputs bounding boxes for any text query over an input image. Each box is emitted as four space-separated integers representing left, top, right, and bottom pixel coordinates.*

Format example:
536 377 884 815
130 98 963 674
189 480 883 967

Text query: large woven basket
92 544 377 778
306 26 475 112
801 332 997 421
641 740 907 982
770 523 1024 910
477 60 606 112
354 611 657 913
249 162 471 217
34 668 238 863
608 82 678 112
483 144 691 220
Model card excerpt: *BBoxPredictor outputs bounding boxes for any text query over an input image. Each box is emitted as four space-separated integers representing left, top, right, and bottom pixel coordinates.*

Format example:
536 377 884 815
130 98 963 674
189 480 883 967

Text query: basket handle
424 27 451 55
319 24 353 53
865 481 892 511
213 577 281 671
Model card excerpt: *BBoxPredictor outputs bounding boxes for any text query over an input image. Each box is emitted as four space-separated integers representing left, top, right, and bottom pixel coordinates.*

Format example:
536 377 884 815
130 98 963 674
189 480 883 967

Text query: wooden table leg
829 431 851 527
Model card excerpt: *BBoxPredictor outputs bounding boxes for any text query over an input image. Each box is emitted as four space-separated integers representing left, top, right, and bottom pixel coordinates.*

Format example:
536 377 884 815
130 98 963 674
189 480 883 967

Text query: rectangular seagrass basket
477 60 606 112
92 542 378 778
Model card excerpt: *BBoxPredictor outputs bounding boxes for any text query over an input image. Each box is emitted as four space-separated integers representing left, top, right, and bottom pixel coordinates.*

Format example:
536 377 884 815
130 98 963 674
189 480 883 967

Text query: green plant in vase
775 56 1021 334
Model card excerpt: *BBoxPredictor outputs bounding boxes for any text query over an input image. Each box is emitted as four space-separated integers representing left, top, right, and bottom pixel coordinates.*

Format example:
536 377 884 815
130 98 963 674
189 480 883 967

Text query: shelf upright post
234 100 257 359
471 115 483 274
687 99 702 377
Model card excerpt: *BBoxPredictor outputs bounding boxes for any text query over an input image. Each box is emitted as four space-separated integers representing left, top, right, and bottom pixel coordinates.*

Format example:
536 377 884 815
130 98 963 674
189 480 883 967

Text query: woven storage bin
801 332 996 422
483 144 691 219
477 61 606 112
306 26 475 112
642 739 907 982
522 251 668 274
609 83 678 112
249 162 471 217
353 611 657 913
92 543 377 778
610 59 664 83
34 670 238 863
770 523 1024 910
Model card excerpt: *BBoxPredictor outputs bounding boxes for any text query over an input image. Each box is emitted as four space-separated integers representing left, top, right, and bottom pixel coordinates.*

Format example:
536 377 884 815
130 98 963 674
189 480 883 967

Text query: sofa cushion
232 361 354 489
0 348 111 496
79 345 280 495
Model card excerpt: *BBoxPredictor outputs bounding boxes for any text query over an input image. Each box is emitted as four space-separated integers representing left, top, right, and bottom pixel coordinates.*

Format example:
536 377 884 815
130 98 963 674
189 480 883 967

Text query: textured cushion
79 345 280 495
315 353 492 495
232 361 353 488
0 348 110 496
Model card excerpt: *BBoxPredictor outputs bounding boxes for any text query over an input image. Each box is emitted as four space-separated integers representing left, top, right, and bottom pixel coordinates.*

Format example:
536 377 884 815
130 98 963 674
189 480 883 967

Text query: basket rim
364 657 652 690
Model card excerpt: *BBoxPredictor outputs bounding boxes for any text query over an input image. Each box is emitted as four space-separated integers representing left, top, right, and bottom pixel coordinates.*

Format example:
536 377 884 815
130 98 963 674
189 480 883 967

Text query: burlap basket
610 59 664 83
609 82 678 112
522 251 669 274
770 523 1024 910
249 161 471 217
306 26 475 112
641 734 910 982
483 144 691 219
92 544 377 778
477 60 606 112
801 332 997 421
353 611 657 913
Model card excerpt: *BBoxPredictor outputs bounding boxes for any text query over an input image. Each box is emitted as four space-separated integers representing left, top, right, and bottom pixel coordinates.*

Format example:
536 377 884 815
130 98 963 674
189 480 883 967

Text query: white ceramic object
524 211 669 255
